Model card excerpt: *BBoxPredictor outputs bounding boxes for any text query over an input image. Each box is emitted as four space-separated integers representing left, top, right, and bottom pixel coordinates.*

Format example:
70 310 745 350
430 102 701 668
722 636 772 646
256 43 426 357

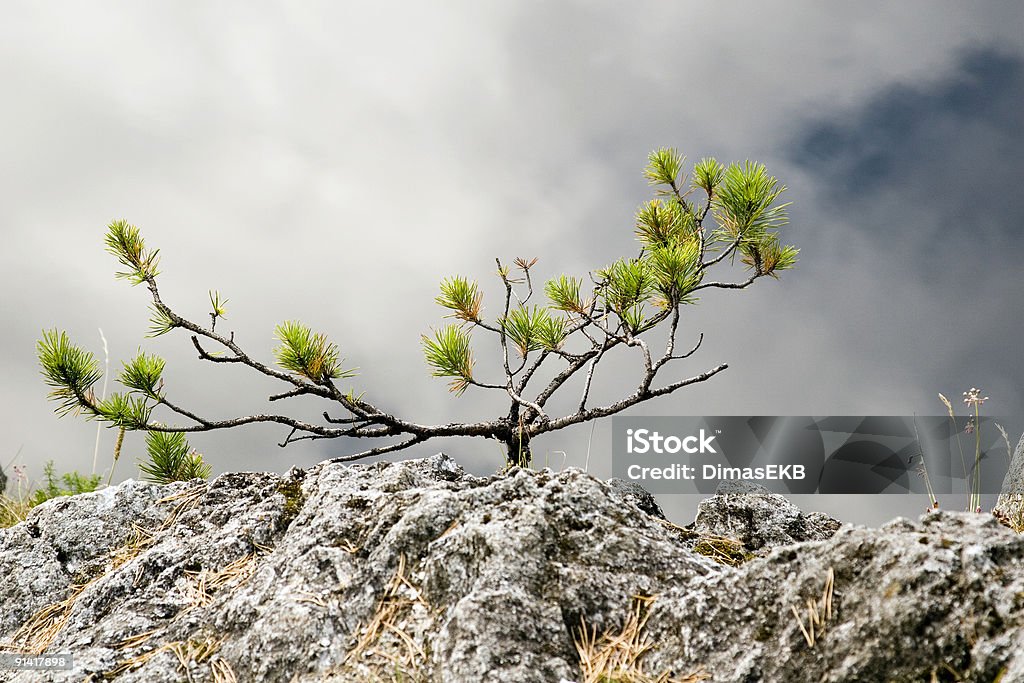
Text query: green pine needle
712 161 790 243
119 350 166 398
600 259 655 315
140 430 211 483
209 290 229 319
500 306 564 356
536 315 567 351
273 321 355 383
545 275 585 314
643 148 685 188
436 276 483 322
634 199 696 248
619 303 648 332
744 234 800 277
97 392 152 429
146 303 177 338
648 240 703 303
37 329 103 417
104 219 161 285
422 325 474 395
692 157 725 195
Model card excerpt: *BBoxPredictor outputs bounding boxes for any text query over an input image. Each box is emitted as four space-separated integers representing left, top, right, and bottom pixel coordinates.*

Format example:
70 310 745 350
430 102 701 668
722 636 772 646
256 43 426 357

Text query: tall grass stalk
911 415 938 508
963 388 989 512
938 394 968 483
91 328 109 476
584 420 597 473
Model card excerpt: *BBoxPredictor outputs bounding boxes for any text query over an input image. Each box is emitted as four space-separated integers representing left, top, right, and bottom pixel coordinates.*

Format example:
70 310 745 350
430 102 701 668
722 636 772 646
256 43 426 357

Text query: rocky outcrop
995 430 1024 530
693 481 841 553
0 454 1022 682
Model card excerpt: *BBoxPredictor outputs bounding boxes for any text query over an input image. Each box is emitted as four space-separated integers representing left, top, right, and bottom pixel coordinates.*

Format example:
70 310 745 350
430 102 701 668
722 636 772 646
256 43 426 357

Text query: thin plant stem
912 415 937 507
92 328 110 475
939 394 969 506
972 401 982 512
584 420 597 473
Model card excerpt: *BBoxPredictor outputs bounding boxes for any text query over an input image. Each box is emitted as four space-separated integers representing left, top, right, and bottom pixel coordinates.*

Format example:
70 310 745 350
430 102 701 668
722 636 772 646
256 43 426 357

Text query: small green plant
138 430 212 484
27 461 102 507
37 148 797 469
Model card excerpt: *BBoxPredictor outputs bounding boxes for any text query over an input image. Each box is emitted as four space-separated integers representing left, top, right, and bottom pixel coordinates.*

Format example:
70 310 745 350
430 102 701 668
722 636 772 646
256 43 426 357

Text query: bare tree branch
538 362 729 433
691 272 760 292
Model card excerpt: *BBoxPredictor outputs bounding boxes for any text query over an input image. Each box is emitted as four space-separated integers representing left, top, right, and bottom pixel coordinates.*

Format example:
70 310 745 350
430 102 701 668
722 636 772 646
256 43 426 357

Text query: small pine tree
139 430 211 484
37 148 797 468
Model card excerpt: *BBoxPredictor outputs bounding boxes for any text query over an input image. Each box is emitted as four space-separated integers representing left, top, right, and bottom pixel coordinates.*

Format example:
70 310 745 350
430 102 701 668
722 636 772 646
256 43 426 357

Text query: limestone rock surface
693 481 841 552
0 454 1021 682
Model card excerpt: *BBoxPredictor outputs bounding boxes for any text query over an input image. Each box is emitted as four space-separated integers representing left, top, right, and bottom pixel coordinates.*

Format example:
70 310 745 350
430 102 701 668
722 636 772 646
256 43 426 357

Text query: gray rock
645 511 1024 682
693 481 841 552
0 454 1021 682
0 456 717 682
605 478 666 519
994 430 1024 527
999 430 1024 495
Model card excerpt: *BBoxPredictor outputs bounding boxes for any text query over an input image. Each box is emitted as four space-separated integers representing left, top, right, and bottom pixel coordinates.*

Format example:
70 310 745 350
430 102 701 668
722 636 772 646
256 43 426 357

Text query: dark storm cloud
794 48 1024 244
781 47 1024 431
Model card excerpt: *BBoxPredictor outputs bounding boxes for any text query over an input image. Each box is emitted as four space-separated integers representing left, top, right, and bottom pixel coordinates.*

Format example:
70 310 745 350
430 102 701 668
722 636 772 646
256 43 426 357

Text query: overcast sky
2 2 1021 526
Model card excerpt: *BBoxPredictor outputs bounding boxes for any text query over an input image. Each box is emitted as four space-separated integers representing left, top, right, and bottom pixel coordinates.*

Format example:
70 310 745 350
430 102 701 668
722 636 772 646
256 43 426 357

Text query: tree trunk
504 429 532 468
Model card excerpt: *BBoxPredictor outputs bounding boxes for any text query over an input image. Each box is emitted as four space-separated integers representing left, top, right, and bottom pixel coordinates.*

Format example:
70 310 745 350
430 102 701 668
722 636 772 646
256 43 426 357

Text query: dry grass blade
102 646 164 679
168 636 223 667
5 577 100 654
6 485 209 660
692 535 752 567
295 590 328 607
183 554 259 609
574 595 709 683
110 523 158 571
157 483 206 529
339 554 432 681
105 635 227 679
252 539 276 554
115 629 161 651
211 657 239 683
5 526 157 657
347 555 426 662
0 495 31 528
790 567 835 648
